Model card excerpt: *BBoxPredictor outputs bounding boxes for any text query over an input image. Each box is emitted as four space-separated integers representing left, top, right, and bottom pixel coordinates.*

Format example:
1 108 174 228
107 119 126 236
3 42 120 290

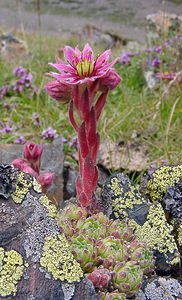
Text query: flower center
76 59 94 77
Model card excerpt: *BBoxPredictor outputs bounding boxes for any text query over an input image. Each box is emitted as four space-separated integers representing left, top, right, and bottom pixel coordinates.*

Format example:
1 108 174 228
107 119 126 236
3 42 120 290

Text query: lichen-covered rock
140 164 182 204
129 204 180 271
101 173 149 224
136 276 182 300
101 172 181 273
140 164 182 252
0 164 98 299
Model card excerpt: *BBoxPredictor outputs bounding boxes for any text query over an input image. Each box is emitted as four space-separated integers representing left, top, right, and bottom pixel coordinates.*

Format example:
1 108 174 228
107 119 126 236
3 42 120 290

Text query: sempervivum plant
99 291 127 300
69 235 97 272
46 43 122 213
113 261 143 297
58 203 155 299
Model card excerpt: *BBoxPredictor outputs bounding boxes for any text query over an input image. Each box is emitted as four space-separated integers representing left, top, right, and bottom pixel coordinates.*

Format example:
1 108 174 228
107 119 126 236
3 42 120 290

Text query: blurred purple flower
15 81 23 93
68 136 78 148
0 85 11 100
1 125 13 133
32 112 40 126
41 127 57 141
60 136 67 144
151 58 160 68
13 66 27 77
121 52 131 65
154 45 162 53
145 48 152 53
15 135 26 145
164 38 173 48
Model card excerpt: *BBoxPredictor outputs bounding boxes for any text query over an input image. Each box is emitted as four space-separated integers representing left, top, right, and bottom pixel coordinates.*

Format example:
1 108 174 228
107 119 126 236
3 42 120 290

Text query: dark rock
63 166 78 201
73 277 99 300
0 165 99 299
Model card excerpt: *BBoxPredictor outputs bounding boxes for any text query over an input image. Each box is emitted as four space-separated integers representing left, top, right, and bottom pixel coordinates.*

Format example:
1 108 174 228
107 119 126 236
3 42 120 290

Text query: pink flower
23 141 43 174
99 69 122 90
48 43 121 86
156 72 175 81
45 80 72 103
37 172 54 188
12 158 38 177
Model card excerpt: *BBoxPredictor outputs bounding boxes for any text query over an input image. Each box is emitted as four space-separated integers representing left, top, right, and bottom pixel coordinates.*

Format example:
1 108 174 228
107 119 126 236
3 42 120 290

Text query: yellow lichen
129 203 180 265
0 247 24 297
39 195 58 219
40 234 83 283
147 165 182 201
32 178 42 193
11 172 32 204
109 177 145 218
177 224 182 246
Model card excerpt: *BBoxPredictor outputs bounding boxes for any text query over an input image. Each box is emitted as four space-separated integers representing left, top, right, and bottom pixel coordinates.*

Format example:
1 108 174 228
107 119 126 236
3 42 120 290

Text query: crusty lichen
32 178 42 193
0 247 24 297
40 234 83 283
146 165 182 201
129 203 180 265
39 195 57 219
11 172 33 204
177 224 182 246
109 176 145 219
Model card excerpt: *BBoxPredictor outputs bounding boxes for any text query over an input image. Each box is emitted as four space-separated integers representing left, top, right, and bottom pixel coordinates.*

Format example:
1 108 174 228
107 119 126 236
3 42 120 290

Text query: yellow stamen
76 59 94 77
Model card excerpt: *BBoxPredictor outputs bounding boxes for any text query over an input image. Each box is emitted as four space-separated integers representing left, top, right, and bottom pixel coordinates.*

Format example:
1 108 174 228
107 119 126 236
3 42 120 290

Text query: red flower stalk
46 43 122 212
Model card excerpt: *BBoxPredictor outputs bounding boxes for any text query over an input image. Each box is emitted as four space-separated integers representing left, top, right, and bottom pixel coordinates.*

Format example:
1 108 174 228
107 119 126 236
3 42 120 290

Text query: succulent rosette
58 203 88 238
86 267 113 291
96 237 129 268
128 241 154 274
99 291 126 300
107 220 134 242
76 213 109 240
69 235 97 272
113 261 143 297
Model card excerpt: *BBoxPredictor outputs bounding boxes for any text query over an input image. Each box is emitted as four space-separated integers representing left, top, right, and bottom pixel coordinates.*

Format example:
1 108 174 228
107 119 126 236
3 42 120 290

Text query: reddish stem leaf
87 107 97 148
78 122 89 159
78 87 90 122
69 100 78 131
95 91 108 121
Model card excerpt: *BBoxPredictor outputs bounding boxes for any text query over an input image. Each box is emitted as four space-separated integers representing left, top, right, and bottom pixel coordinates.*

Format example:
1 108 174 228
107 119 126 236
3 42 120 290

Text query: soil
0 0 182 42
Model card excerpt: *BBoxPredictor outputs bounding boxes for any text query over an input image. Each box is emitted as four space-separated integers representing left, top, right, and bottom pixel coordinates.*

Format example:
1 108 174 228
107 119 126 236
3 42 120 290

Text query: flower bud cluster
58 203 155 298
12 141 54 191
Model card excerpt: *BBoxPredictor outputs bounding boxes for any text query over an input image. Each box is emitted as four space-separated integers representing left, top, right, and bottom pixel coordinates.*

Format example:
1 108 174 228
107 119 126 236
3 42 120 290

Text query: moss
39 195 58 219
109 176 145 219
147 165 182 201
40 234 83 283
0 247 24 297
11 172 33 204
129 203 180 265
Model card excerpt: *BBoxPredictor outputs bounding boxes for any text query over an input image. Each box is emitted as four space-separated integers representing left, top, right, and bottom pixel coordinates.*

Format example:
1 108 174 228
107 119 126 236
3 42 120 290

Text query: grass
0 29 181 170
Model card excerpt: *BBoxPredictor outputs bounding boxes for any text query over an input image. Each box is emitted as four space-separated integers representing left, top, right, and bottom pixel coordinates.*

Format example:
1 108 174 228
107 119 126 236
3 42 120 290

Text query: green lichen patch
39 195 58 219
129 203 180 265
40 234 83 283
11 172 33 204
0 247 24 297
147 165 182 201
109 176 146 219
